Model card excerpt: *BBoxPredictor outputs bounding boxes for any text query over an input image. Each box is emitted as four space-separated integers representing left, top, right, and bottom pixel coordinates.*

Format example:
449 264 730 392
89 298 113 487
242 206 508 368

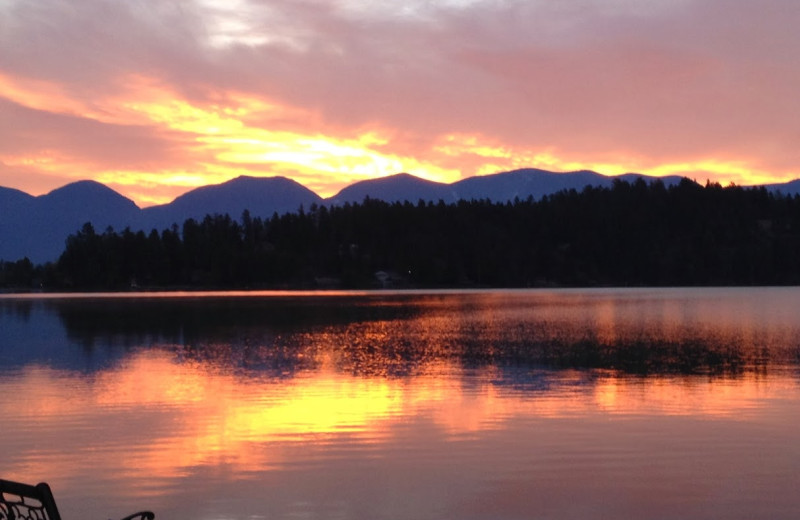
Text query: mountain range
2 168 799 263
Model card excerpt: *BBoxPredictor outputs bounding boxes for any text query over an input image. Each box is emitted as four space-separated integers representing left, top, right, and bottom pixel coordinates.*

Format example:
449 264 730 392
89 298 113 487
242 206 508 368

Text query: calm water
2 288 800 520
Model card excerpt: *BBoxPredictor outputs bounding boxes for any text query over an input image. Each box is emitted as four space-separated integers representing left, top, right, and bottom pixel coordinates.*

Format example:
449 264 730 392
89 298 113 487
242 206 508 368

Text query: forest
3 177 800 290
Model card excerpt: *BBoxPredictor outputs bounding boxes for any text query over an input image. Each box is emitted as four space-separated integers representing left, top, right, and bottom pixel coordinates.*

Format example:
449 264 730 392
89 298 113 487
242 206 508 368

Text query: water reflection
3 350 794 477
4 288 797 376
2 288 800 519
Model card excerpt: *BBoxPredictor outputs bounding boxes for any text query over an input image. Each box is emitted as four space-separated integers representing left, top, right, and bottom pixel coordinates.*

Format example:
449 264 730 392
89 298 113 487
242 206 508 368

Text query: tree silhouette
27 178 800 291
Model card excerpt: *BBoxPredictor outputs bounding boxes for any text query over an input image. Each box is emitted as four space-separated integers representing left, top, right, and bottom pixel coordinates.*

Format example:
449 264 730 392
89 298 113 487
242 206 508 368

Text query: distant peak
48 179 107 191
44 180 125 197
40 180 139 209
377 172 445 185
0 186 34 199
225 175 301 186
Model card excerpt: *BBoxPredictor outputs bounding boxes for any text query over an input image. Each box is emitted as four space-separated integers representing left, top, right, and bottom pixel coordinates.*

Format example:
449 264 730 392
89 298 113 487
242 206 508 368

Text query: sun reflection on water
3 348 796 491
3 289 800 519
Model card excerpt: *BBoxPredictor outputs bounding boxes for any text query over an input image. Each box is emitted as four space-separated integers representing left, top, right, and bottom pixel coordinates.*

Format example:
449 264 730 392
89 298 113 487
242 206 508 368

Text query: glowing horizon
2 0 799 207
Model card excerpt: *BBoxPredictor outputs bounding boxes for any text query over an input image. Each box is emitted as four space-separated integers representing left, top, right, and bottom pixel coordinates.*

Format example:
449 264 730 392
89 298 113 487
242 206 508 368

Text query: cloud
202 0 800 168
0 97 181 168
1 0 799 204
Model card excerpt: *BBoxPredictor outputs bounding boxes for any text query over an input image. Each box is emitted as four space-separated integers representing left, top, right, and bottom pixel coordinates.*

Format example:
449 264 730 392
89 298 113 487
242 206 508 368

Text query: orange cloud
0 72 466 204
3 0 800 207
1 67 797 208
432 133 798 186
0 73 102 120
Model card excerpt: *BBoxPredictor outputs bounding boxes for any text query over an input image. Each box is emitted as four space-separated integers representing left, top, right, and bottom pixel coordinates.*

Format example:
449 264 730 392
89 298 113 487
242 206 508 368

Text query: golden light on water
3 348 795 486
4 289 800 519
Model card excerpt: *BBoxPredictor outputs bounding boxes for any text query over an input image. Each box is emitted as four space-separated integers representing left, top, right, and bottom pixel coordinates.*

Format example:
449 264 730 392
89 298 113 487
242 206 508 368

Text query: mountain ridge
139 175 323 231
3 169 800 263
329 172 458 205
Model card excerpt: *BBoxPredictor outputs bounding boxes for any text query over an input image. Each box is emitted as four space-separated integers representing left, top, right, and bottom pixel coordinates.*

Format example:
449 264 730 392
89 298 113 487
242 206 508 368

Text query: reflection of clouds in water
3 289 800 519
2 350 795 488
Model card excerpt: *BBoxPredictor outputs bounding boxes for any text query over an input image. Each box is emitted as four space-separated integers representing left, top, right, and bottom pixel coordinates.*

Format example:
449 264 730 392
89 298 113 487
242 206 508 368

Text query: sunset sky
2 0 799 207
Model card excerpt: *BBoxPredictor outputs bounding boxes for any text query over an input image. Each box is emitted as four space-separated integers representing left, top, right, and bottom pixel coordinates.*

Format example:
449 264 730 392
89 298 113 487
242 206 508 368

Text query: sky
1 0 799 207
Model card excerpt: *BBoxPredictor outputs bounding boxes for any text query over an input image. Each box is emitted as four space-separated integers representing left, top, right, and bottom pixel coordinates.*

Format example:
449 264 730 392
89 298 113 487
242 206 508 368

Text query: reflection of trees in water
53 296 418 343
0 299 34 322
491 338 754 376
52 295 425 377
317 324 769 378
48 294 800 379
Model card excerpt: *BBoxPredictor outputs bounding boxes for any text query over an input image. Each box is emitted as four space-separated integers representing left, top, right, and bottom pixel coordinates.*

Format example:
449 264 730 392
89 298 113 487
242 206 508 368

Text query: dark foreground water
2 288 800 520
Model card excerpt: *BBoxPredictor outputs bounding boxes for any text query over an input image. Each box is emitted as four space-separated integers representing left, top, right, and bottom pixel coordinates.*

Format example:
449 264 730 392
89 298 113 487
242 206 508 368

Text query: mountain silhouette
140 176 322 230
36 180 140 224
329 173 458 205
452 169 687 201
453 169 606 201
0 186 34 209
1 181 140 264
3 169 800 263
329 169 688 205
764 179 800 196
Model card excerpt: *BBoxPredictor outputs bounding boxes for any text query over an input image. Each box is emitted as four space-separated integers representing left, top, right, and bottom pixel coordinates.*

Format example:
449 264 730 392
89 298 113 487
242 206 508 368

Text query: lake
2 288 800 519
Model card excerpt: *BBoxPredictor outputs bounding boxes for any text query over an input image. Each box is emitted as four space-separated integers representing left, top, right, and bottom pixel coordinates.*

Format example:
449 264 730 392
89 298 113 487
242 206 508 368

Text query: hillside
2 169 800 263
24 178 800 290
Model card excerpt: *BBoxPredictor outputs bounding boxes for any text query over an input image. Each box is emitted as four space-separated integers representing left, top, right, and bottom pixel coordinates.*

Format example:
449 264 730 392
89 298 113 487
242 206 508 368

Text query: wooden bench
0 479 154 520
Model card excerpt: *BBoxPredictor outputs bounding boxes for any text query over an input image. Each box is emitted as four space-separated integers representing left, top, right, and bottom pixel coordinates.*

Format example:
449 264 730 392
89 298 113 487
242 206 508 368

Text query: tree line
3 177 800 290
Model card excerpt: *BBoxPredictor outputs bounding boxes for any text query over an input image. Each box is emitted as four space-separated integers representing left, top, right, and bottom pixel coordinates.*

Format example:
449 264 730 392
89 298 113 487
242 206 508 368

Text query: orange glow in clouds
0 73 461 205
0 72 794 207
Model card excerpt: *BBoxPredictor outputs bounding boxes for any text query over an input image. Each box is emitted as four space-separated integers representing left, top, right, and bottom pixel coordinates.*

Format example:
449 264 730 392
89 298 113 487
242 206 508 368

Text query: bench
0 479 154 520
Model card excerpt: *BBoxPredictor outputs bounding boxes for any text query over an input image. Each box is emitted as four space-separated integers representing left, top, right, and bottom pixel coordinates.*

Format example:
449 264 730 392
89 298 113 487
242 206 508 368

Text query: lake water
2 288 800 520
